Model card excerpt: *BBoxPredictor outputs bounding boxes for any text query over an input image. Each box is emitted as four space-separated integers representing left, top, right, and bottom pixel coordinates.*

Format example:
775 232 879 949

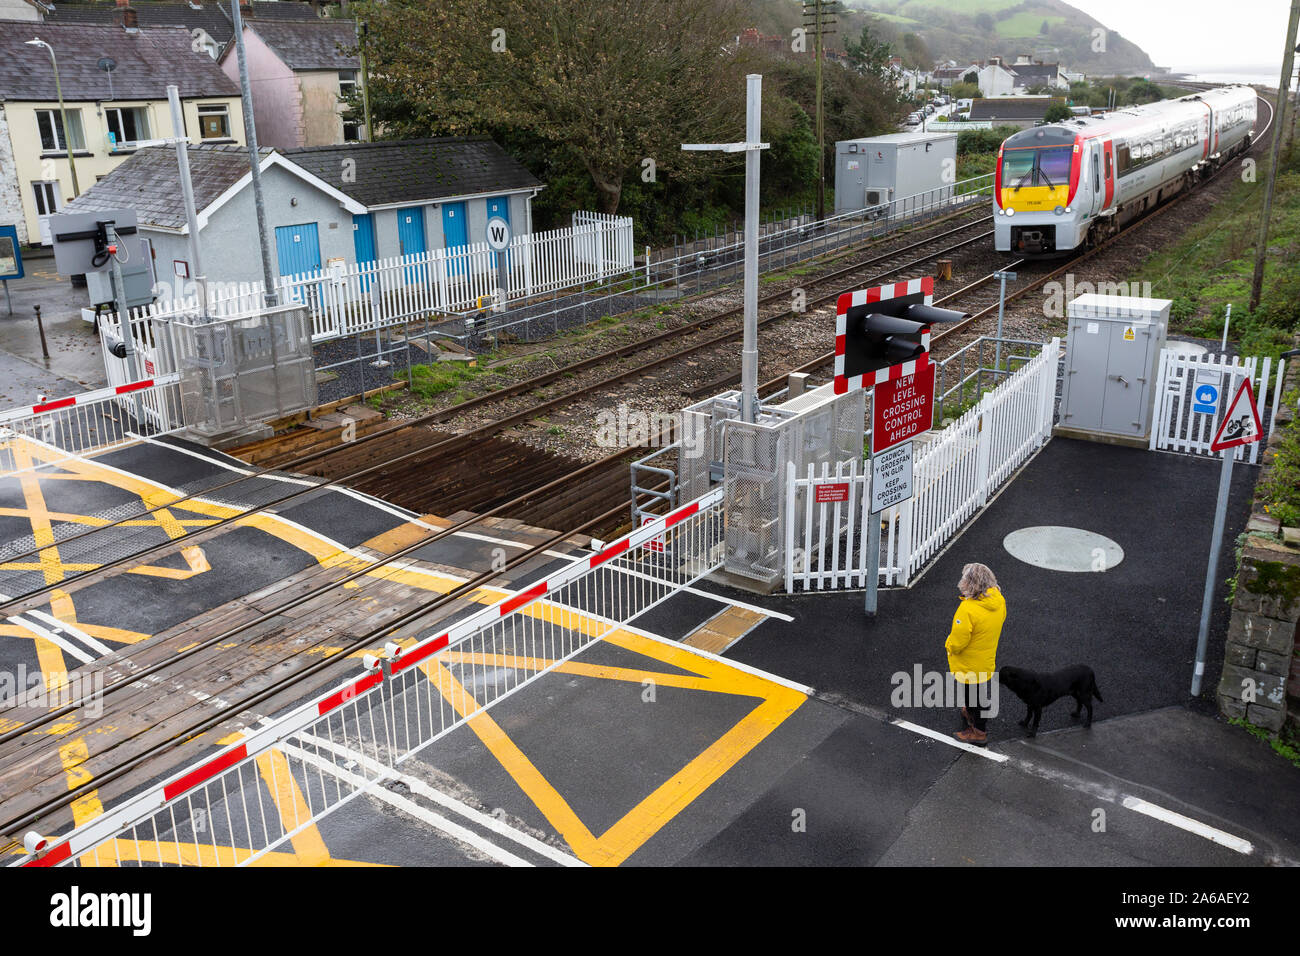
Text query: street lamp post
25 38 81 198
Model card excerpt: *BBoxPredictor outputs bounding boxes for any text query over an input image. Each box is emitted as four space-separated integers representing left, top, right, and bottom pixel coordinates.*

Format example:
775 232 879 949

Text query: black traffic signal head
835 278 967 392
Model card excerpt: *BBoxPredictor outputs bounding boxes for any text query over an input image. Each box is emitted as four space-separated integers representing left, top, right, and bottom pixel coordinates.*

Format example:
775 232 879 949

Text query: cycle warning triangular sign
1209 378 1263 452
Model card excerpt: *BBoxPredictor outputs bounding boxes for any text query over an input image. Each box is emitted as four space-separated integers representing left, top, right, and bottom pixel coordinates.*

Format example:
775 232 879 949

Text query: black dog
998 665 1103 737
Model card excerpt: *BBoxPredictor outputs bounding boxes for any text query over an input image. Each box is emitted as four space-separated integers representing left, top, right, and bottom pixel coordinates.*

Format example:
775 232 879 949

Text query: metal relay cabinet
834 131 958 216
1057 294 1171 446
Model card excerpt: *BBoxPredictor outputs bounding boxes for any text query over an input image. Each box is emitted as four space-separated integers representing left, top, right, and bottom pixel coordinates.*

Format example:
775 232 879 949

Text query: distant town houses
918 54 1075 100
0 19 245 246
217 18 363 147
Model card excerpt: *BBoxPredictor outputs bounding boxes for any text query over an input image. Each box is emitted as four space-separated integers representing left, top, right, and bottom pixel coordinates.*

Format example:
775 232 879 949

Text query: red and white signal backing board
834 276 933 394
871 362 935 455
1209 378 1263 452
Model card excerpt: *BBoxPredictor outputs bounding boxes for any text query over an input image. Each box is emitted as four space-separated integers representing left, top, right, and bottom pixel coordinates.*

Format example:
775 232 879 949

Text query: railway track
0 207 995 614
768 89 1277 385
0 88 1274 844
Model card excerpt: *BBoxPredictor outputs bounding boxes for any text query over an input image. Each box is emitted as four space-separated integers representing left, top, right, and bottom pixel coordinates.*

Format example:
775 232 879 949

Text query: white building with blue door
60 136 543 290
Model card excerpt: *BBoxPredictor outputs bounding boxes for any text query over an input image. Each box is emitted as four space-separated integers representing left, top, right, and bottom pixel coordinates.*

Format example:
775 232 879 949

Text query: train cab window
1001 149 1035 187
1037 147 1073 187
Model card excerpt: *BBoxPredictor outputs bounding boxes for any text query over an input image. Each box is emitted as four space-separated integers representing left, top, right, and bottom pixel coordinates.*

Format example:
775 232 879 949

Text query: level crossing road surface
4 434 1296 867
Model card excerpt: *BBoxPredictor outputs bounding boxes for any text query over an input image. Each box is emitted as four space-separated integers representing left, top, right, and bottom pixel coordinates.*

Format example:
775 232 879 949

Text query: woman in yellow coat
945 562 1006 746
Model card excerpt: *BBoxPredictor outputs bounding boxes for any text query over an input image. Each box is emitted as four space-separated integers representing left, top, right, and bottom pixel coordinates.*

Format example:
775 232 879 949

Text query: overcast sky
1067 0 1294 76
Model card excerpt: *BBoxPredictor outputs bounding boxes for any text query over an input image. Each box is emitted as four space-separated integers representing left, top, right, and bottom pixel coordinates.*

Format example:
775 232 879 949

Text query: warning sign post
1192 375 1263 697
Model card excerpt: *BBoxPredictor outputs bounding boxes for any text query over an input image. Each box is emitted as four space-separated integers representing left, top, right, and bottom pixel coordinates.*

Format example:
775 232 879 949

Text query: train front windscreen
999 141 1075 212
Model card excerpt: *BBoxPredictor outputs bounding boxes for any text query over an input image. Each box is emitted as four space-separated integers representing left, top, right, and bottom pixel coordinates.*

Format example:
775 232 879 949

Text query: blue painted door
275 222 322 277
441 201 468 275
396 206 426 284
351 213 376 290
485 196 510 227
485 196 512 273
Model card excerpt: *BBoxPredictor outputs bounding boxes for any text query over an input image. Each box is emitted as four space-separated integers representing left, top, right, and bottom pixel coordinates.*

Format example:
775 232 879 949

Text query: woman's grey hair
958 562 998 599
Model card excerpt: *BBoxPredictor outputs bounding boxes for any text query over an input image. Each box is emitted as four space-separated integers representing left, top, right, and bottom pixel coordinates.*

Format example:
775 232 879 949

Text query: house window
343 120 361 142
197 103 231 140
36 109 85 152
105 106 151 149
338 69 358 98
32 181 60 217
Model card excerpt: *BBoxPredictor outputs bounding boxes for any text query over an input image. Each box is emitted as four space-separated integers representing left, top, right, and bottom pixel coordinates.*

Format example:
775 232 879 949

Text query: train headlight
1065 206 1072 213
1005 207 1015 216
1054 206 1065 215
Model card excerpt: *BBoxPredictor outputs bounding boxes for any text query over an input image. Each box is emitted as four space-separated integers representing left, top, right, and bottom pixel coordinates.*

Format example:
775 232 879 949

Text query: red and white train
993 86 1257 255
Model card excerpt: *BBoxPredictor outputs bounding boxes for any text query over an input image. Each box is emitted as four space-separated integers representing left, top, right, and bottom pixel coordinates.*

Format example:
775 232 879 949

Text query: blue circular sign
1195 384 1218 404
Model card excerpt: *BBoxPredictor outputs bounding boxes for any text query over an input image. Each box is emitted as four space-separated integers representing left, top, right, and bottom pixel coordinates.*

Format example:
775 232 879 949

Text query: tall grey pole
865 480 880 617
1191 369 1239 697
230 0 278 307
107 226 147 425
993 270 1016 375
1248 0 1300 313
167 85 209 321
741 74 762 423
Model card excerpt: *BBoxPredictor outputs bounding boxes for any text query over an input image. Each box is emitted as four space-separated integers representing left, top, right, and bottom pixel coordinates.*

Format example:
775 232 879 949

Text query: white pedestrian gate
785 338 1059 591
1151 349 1285 464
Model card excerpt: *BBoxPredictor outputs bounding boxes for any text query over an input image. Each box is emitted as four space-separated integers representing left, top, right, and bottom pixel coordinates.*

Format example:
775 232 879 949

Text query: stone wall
1216 337 1300 734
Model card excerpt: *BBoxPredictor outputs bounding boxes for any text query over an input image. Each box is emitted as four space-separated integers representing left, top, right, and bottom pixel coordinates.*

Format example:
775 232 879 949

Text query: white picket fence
130 213 633 347
1151 349 1286 464
785 338 1059 591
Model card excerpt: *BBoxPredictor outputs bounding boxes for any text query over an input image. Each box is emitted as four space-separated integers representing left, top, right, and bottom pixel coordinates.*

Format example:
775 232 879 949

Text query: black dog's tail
1091 677 1104 702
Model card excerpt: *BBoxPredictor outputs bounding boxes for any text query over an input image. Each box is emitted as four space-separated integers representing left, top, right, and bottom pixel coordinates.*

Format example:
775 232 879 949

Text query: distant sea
1168 68 1287 88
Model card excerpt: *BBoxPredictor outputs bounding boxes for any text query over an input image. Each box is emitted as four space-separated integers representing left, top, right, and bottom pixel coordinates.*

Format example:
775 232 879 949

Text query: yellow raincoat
945 587 1006 684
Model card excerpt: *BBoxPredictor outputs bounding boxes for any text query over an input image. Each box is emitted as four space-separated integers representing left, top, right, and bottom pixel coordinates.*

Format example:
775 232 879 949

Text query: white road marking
278 740 536 867
1121 796 1254 855
890 717 1010 762
608 564 796 622
25 609 114 656
6 614 94 664
294 731 584 867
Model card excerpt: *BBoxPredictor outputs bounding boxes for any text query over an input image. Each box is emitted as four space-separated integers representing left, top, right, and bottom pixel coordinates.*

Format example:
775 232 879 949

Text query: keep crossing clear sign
871 441 914 514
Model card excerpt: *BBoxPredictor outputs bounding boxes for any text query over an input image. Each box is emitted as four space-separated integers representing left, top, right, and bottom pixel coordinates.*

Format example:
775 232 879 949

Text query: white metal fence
0 376 184 478
17 489 725 868
132 213 634 348
1151 349 1286 464
784 338 1059 591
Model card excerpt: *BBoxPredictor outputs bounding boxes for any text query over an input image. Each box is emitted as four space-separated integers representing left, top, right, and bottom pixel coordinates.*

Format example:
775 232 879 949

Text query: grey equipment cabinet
1056 293 1171 446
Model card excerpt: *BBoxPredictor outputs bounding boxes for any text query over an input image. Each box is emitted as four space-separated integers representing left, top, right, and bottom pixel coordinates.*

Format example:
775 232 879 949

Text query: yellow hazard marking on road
418 629 805 867
255 749 331 865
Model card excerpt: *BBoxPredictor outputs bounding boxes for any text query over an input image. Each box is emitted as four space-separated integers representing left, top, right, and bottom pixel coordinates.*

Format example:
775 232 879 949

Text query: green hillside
821 0 1158 73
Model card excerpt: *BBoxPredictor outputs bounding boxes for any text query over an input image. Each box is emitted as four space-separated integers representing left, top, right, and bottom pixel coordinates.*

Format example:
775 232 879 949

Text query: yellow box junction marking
420 627 804 867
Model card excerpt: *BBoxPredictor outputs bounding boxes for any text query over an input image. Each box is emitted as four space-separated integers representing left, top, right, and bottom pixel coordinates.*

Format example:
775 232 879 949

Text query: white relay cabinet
1057 294 1171 445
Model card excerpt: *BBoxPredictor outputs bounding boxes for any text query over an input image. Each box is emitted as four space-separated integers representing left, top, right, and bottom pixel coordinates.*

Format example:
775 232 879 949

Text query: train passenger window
1105 150 1112 179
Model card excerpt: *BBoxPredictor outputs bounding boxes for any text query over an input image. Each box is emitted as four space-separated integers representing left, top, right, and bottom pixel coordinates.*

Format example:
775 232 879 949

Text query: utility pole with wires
802 1 839 221
1249 0 1300 314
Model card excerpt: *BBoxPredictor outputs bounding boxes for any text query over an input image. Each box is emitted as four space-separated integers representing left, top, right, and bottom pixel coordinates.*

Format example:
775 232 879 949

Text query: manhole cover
1003 526 1124 572
1166 340 1208 358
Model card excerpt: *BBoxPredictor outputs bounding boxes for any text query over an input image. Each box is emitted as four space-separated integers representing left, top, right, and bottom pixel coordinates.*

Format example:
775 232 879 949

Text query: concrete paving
0 260 107 407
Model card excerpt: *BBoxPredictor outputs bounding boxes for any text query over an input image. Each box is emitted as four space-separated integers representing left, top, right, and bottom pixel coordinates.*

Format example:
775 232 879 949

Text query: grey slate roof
61 144 268 229
59 137 542 230
44 1 236 45
969 97 1064 121
0 21 241 101
245 18 358 71
285 138 544 207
